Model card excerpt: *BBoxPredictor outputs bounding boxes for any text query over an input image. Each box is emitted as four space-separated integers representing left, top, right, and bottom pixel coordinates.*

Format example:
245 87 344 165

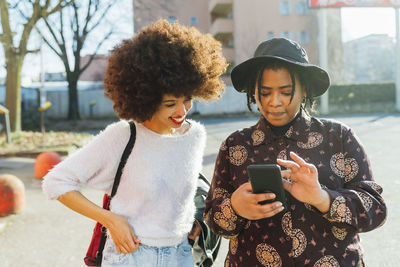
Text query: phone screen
247 164 287 210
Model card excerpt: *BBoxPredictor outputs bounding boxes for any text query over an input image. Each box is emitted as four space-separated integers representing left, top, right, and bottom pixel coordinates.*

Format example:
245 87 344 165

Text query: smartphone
247 164 287 210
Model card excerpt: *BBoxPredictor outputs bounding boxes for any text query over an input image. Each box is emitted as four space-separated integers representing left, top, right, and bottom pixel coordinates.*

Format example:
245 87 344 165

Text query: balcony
210 18 233 39
209 0 233 16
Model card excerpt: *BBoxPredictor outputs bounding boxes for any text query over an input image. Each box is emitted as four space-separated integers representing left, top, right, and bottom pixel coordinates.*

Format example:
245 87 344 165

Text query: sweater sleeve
42 121 131 200
322 128 387 232
204 139 249 237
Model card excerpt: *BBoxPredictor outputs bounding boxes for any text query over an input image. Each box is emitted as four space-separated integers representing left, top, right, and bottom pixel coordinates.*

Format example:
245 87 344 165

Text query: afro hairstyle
104 19 228 122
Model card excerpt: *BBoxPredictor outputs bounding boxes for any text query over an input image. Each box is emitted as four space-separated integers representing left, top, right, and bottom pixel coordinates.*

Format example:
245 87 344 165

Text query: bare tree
0 0 72 132
37 0 116 120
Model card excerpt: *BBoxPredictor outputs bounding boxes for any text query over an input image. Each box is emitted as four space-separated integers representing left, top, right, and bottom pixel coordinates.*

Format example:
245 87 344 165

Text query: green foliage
0 131 92 157
328 82 395 105
313 82 397 114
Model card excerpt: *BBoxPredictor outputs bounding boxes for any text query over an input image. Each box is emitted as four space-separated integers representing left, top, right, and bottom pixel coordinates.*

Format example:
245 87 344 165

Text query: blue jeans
102 238 194 267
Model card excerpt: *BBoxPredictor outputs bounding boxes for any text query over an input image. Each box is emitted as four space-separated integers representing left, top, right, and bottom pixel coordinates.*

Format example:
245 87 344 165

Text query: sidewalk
0 157 36 234
0 113 399 266
0 116 245 267
0 156 103 267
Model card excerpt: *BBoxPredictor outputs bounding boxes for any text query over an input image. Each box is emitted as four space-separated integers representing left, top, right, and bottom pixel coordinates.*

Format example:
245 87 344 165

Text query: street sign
309 0 400 8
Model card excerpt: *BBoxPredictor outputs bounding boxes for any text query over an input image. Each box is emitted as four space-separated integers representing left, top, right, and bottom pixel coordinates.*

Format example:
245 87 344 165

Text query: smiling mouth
170 117 184 125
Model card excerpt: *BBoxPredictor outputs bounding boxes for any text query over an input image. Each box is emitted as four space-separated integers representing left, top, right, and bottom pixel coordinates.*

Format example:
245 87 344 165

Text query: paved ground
0 113 399 266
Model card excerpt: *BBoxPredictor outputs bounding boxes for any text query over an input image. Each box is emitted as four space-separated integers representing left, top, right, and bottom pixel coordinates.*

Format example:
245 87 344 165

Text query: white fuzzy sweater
42 120 206 247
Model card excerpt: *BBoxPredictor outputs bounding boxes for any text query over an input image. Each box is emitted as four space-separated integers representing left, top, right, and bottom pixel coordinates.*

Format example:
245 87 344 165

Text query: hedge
314 82 397 114
328 82 395 105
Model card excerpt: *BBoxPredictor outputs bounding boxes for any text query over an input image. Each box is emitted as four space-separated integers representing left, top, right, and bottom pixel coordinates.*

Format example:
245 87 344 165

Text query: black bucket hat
231 38 330 97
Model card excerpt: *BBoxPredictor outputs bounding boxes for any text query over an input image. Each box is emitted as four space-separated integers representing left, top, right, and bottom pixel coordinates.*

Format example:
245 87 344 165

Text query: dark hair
243 60 315 112
104 19 227 122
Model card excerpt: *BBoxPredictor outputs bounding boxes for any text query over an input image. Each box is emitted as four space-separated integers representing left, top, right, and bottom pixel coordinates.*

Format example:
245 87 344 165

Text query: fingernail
276 202 282 208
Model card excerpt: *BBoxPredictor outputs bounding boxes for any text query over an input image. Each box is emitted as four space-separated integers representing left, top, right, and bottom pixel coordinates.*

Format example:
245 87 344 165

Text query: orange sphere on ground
0 174 25 216
34 151 61 179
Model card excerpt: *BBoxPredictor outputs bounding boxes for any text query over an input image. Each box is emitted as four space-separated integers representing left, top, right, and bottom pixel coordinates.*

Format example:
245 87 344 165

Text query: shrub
328 82 395 105
313 82 396 114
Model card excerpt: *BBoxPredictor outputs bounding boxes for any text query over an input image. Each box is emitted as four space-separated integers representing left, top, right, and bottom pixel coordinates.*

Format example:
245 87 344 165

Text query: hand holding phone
247 164 287 211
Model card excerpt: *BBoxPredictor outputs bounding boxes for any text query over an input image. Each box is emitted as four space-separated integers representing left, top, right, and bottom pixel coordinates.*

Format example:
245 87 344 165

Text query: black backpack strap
110 121 136 198
193 173 222 267
198 173 210 187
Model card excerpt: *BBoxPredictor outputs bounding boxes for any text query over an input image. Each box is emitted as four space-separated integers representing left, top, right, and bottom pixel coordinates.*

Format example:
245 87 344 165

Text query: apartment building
133 0 343 84
79 55 109 82
211 0 343 84
133 0 210 34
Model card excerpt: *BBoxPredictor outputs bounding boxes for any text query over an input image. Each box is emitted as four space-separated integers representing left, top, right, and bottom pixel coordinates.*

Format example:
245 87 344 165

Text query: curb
0 150 69 159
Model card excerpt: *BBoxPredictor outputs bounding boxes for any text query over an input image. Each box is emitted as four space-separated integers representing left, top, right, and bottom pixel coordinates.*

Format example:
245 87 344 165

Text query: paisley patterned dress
204 112 386 267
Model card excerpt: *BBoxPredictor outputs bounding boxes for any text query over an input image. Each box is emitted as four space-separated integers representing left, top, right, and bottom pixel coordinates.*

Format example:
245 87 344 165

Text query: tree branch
70 2 81 54
0 0 14 50
58 9 71 74
46 0 73 17
10 0 24 9
38 8 70 72
86 0 117 33
59 7 67 50
80 29 113 74
26 48 40 54
81 0 94 37
17 0 42 59
35 26 62 58
14 2 29 20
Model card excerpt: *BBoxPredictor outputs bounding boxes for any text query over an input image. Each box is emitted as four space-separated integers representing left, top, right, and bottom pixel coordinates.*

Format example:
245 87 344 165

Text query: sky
0 5 398 80
0 0 133 82
341 7 396 42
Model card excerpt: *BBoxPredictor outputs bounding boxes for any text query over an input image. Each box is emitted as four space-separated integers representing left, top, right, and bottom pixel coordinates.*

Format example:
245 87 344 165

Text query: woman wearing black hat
204 38 386 266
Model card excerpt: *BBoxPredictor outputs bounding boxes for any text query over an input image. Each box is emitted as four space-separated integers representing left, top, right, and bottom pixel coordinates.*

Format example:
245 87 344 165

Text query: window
168 16 176 24
297 31 310 44
267 32 275 40
280 1 291 15
280 31 293 40
296 2 309 15
190 16 198 25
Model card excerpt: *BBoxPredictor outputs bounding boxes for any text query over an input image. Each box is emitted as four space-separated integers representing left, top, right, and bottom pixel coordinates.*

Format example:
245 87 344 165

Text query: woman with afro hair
43 19 227 267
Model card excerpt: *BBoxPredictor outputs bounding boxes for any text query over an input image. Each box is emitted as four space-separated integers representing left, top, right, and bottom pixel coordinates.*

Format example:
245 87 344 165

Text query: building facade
133 0 210 34
79 55 109 82
133 0 343 85
131 0 343 115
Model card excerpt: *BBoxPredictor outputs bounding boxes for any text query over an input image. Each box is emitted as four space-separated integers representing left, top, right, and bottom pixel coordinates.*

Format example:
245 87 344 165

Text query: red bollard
34 151 61 179
0 174 25 217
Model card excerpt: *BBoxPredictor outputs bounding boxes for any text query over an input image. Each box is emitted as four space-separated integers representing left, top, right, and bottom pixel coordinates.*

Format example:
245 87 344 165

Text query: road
0 113 399 266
